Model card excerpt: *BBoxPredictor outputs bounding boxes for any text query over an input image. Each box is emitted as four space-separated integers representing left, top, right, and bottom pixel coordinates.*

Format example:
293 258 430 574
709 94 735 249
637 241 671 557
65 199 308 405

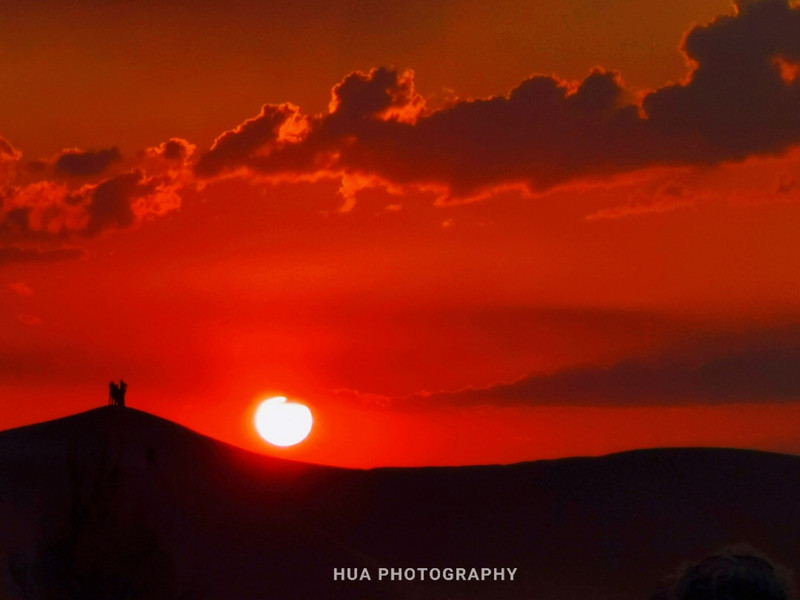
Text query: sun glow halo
254 396 313 447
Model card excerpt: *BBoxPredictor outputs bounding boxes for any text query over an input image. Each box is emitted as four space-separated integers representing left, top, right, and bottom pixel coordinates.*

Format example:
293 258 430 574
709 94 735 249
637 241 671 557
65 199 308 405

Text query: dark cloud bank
195 0 800 198
0 139 192 264
414 327 800 407
54 147 122 177
2 0 800 263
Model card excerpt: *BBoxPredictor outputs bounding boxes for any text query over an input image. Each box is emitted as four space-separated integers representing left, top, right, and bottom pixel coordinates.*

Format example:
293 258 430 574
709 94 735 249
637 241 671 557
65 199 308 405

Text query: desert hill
1 406 799 600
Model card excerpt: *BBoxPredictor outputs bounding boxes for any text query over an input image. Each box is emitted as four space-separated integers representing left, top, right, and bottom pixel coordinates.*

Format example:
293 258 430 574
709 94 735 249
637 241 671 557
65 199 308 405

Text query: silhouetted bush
651 545 795 600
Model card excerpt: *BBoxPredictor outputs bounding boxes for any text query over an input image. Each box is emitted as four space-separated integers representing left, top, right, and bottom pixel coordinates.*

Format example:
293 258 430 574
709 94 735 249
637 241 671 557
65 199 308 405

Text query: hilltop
1 407 799 599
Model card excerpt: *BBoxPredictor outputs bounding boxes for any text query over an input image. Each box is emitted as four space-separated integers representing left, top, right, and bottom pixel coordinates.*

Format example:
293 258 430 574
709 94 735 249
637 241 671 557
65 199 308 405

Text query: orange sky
2 0 800 467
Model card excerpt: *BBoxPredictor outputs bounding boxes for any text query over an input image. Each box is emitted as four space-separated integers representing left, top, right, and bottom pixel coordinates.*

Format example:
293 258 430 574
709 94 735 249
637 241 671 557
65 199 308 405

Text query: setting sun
254 396 313 447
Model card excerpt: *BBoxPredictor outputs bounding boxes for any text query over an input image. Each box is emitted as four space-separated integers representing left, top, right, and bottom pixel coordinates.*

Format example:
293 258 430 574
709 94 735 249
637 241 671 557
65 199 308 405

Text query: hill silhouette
1 407 799 599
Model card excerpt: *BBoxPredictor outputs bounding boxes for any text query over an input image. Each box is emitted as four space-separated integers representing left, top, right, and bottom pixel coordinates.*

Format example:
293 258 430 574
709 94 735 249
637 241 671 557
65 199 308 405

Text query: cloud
161 138 193 161
0 172 179 240
193 1 800 201
1 0 798 239
0 137 189 256
83 171 142 235
193 103 308 178
54 146 123 177
0 138 189 263
145 138 196 164
412 327 800 407
81 170 184 236
0 245 86 266
643 0 800 161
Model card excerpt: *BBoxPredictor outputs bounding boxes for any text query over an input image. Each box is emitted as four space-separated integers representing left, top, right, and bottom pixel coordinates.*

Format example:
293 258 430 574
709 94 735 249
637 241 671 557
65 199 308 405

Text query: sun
254 396 313 447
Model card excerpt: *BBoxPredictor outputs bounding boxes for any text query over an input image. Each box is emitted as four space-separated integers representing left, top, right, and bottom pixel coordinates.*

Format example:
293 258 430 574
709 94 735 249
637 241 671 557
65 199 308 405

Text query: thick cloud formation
193 104 306 178
0 171 181 240
84 171 157 236
0 141 187 263
416 328 800 406
54 146 122 177
194 0 800 198
645 0 800 160
160 138 193 162
3 0 799 261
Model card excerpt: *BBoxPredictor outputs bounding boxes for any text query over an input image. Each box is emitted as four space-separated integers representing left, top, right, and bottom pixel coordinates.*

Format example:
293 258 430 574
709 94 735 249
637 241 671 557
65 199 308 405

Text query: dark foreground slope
1 407 799 600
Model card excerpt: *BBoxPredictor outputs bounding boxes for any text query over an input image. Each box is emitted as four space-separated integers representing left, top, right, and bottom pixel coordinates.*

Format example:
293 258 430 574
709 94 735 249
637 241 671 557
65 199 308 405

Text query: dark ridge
1 407 799 600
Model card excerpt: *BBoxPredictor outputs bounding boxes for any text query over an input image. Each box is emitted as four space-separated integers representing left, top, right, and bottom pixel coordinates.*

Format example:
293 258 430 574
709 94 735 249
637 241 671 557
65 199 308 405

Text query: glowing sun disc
255 396 313 447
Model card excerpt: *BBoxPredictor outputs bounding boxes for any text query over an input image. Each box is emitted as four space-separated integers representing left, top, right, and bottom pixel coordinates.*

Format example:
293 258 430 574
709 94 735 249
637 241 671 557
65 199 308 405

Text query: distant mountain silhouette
1 407 799 599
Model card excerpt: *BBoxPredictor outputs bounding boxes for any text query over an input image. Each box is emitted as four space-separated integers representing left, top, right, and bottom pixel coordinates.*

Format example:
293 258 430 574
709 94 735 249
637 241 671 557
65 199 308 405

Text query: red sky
2 0 800 468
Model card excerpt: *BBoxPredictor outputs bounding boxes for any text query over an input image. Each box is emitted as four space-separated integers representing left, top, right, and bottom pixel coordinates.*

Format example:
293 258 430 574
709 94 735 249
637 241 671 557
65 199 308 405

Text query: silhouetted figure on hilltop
650 546 794 600
108 380 127 407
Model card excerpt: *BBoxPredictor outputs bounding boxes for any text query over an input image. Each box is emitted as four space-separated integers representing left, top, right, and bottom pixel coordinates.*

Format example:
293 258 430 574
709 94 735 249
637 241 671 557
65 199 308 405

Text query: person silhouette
109 382 119 406
119 380 127 407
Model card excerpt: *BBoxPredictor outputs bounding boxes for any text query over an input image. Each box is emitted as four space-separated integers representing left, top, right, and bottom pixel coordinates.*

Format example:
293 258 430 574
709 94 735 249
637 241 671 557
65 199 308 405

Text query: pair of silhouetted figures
108 380 127 407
